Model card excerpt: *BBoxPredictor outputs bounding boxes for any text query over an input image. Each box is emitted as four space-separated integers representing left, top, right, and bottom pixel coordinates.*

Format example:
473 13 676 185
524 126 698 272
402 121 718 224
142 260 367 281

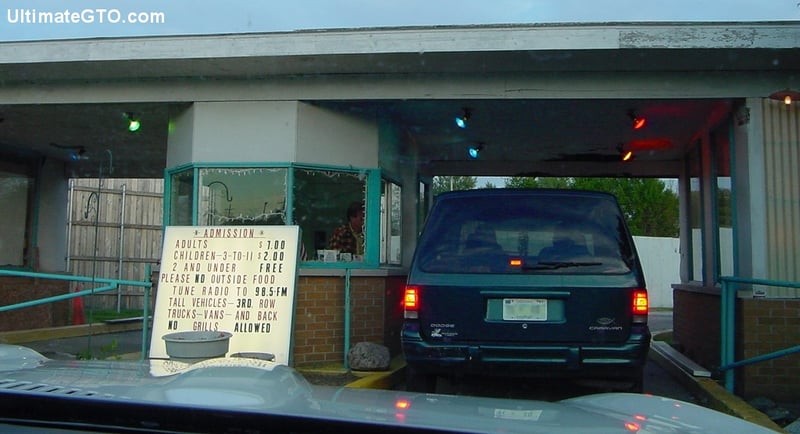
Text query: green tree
433 176 477 196
502 177 679 237
504 177 570 189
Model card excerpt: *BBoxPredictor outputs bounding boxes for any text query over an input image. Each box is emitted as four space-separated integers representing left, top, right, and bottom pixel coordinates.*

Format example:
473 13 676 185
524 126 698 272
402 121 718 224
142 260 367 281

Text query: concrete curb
1 323 407 390
0 322 144 345
650 341 785 433
345 356 406 389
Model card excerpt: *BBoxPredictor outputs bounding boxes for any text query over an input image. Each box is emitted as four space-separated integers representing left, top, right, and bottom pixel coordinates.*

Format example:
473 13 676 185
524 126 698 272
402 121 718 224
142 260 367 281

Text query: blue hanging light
468 143 483 159
454 108 471 129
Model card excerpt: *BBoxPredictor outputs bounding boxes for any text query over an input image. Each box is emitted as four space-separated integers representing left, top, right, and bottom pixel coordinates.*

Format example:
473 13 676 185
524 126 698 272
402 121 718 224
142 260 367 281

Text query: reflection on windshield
1 3 797 433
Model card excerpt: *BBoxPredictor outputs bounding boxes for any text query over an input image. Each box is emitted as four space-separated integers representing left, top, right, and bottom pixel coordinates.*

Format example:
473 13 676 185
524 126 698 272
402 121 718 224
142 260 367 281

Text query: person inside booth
327 201 365 260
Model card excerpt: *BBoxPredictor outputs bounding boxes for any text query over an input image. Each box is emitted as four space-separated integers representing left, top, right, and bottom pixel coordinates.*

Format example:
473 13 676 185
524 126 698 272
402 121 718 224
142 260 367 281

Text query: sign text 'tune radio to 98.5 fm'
149 226 300 365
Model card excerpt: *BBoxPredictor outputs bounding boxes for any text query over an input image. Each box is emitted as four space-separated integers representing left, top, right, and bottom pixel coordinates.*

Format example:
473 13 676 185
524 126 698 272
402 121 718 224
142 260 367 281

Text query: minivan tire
626 367 645 393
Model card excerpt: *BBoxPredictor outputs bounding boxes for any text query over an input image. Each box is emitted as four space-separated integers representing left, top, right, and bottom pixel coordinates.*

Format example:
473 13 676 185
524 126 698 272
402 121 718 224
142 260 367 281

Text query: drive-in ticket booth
148 226 300 365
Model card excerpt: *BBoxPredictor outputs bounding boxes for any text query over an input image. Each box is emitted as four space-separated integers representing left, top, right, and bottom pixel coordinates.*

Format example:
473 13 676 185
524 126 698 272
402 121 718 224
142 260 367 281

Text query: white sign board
149 226 300 365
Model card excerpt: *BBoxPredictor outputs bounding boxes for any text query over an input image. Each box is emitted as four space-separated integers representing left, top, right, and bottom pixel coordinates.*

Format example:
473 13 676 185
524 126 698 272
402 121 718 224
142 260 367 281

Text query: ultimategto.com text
7 8 166 25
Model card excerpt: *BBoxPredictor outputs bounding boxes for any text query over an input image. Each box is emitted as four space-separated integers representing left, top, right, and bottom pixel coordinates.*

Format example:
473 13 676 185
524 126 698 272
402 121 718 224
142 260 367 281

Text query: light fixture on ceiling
618 143 633 162
455 108 471 129
621 150 634 161
70 147 88 161
627 110 646 130
467 142 484 159
123 112 141 132
50 142 87 160
768 89 800 105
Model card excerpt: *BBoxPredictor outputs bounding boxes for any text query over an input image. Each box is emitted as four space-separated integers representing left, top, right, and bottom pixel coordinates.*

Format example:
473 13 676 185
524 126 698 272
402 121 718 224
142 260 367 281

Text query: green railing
719 275 800 392
0 269 152 359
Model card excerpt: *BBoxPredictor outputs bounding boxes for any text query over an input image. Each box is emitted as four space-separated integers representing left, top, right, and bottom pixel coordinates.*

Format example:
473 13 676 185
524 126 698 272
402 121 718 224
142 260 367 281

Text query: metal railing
719 275 800 392
0 269 152 359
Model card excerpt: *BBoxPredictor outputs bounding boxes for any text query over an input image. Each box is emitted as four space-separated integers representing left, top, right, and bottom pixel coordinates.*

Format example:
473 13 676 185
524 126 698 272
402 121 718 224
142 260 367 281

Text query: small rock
785 418 800 434
766 406 793 423
347 342 390 371
748 396 776 411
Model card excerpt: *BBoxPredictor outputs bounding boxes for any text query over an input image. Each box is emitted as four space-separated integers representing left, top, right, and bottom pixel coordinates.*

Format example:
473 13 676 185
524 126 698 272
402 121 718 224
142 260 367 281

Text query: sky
1 0 799 42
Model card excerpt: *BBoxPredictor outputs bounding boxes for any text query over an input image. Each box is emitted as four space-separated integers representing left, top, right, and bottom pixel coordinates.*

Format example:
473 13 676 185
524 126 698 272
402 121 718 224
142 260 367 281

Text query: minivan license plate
502 298 547 321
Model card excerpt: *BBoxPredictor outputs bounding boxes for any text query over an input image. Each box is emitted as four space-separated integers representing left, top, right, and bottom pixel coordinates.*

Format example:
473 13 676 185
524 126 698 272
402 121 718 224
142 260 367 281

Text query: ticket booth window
167 164 392 267
198 168 288 226
293 167 366 263
169 169 194 226
380 179 402 265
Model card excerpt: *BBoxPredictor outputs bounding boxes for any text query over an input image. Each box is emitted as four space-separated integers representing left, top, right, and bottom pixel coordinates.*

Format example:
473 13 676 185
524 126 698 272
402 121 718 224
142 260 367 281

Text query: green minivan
402 189 651 392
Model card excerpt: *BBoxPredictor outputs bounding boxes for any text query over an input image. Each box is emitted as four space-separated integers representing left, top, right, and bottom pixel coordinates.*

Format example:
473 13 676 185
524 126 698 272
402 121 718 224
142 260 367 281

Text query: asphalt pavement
22 328 148 360
648 310 673 334
16 311 696 404
18 311 676 361
7 311 788 431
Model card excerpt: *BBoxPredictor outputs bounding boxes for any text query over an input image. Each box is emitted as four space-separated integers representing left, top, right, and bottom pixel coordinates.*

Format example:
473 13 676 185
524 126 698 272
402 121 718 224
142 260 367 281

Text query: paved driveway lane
409 310 691 402
22 311 693 404
648 310 674 334
426 353 698 404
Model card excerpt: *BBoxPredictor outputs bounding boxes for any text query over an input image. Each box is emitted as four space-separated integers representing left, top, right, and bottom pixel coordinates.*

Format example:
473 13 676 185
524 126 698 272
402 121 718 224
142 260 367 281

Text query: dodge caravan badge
589 317 623 331
429 323 457 338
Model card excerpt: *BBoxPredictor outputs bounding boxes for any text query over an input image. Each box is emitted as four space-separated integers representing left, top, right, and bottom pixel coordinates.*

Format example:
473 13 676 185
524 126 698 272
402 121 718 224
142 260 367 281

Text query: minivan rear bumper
402 326 651 379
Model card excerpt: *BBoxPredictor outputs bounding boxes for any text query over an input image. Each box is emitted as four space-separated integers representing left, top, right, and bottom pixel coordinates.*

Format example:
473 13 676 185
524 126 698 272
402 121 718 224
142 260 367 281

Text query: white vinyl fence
633 236 680 309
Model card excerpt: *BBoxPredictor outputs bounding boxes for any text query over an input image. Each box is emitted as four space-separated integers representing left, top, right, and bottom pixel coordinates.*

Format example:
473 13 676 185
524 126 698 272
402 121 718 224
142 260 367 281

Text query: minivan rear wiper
522 261 603 270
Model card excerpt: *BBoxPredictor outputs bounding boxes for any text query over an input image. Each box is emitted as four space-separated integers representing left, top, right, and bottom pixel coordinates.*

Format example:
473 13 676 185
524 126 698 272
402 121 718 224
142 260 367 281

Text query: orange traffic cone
72 287 85 325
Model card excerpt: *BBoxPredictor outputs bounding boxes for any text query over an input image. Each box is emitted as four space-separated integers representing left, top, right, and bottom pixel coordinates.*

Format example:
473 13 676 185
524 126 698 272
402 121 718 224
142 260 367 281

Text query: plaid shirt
328 223 364 255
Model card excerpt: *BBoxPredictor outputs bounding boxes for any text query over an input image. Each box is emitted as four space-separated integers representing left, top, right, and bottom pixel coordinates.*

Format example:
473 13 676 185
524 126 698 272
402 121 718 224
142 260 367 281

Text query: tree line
432 176 679 237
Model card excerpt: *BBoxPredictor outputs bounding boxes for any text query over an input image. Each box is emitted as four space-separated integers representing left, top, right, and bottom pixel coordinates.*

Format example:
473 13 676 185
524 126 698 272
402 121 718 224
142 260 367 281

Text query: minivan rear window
416 193 634 274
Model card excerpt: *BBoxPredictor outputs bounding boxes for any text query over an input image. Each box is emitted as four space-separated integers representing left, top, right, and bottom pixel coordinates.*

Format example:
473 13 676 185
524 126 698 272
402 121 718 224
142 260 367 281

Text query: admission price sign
149 226 300 365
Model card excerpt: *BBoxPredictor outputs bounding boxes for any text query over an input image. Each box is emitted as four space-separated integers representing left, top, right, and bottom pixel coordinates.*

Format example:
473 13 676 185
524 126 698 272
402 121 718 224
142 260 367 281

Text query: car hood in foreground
0 344 774 434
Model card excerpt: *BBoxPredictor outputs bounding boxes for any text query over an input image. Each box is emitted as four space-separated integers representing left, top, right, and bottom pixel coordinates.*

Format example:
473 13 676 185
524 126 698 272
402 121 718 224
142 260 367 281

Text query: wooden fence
68 178 164 311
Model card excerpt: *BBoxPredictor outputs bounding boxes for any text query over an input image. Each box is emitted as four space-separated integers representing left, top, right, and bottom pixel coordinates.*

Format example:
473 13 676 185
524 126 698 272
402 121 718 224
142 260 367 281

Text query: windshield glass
1 2 798 433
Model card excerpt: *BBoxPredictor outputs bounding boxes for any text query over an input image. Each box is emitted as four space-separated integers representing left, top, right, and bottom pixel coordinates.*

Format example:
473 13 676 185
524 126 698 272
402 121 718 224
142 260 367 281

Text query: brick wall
673 288 721 369
738 298 800 401
0 276 71 331
2 273 405 367
674 287 800 401
292 275 404 366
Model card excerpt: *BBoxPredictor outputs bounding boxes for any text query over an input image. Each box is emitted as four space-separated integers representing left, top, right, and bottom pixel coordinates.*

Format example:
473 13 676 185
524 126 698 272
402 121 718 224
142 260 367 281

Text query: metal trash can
162 331 233 363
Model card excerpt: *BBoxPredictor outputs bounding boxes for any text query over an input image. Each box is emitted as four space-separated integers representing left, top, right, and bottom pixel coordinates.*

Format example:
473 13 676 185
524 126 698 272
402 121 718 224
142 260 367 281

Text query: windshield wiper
522 261 603 270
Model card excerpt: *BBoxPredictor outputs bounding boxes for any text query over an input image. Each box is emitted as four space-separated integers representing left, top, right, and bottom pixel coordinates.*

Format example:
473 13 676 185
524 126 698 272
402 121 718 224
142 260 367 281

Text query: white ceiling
0 97 730 179
0 22 796 179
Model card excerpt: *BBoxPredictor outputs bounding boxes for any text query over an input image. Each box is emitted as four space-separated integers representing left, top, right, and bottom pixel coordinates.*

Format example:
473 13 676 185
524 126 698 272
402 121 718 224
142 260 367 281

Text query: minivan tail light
632 290 648 323
632 290 648 313
404 286 419 319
